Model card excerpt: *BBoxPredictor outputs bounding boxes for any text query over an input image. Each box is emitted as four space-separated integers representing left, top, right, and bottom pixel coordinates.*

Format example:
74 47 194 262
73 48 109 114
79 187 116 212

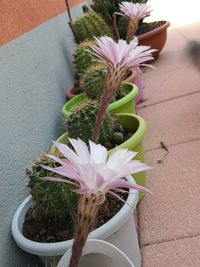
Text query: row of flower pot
10 0 171 264
12 81 147 266
55 83 147 189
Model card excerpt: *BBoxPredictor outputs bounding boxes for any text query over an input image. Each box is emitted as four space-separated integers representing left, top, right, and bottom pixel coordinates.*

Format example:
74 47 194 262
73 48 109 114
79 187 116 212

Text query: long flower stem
113 13 120 41
126 19 138 44
68 195 99 267
91 67 126 143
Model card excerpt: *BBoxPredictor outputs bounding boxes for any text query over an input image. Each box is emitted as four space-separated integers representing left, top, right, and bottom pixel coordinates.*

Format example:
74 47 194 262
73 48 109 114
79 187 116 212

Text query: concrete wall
0 3 84 266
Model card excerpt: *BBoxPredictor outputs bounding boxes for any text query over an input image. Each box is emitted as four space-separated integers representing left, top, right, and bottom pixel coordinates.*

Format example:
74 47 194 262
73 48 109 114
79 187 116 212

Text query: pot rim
108 83 138 112
62 82 138 118
108 113 146 154
137 20 170 41
50 113 146 155
11 175 138 256
57 239 135 267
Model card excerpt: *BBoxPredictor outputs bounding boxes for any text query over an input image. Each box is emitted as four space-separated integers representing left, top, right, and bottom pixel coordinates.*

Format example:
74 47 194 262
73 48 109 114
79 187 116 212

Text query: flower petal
106 149 137 170
42 176 77 186
41 164 79 180
89 140 107 165
119 2 152 20
52 141 79 167
69 138 90 164
105 178 152 194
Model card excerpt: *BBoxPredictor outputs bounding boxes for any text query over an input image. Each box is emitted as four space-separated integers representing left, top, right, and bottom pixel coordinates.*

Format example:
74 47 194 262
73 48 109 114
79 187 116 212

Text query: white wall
0 4 84 266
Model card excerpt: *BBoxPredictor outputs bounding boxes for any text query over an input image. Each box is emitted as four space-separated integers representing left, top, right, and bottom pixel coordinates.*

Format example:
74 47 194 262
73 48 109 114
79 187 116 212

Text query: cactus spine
73 11 113 43
73 40 96 75
27 155 78 219
80 65 107 99
64 98 114 144
80 65 126 101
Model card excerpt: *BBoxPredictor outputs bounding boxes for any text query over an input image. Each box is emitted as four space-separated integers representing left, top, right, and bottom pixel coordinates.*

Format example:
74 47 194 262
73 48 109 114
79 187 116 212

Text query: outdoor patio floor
136 1 200 266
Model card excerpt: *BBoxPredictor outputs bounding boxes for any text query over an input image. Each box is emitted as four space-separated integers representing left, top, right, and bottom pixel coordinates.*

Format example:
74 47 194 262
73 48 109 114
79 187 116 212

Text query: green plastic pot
109 113 147 196
62 83 138 118
50 113 147 190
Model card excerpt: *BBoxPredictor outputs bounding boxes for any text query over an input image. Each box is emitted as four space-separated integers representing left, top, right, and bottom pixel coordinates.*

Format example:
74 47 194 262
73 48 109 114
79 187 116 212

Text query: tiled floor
137 1 200 266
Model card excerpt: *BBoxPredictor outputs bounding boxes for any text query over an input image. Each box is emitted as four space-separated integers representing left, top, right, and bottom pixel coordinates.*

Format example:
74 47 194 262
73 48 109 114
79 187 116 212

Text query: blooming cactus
42 138 151 204
118 2 152 43
90 36 155 70
89 36 155 142
42 139 151 267
119 2 152 20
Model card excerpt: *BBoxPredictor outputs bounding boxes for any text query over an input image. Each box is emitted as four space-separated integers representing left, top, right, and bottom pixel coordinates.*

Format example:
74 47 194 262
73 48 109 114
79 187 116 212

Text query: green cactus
80 65 107 99
73 11 113 43
80 65 128 101
27 155 78 219
73 40 97 75
91 0 148 25
90 0 148 38
64 98 114 144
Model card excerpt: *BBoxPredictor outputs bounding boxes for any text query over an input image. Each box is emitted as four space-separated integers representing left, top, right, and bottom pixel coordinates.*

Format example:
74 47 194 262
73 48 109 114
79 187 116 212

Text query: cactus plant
91 0 148 26
80 65 107 99
73 11 113 43
73 40 97 75
64 98 114 144
27 155 78 219
80 65 128 101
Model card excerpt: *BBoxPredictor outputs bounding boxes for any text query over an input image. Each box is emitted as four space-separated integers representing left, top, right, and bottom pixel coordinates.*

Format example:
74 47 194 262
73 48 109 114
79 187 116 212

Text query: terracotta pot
138 21 170 59
66 82 82 100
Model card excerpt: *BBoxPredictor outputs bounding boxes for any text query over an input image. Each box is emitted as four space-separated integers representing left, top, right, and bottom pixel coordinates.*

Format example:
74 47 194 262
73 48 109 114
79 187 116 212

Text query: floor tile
138 140 200 246
176 22 200 40
138 92 200 151
138 66 200 107
142 235 200 267
162 27 187 54
143 49 187 78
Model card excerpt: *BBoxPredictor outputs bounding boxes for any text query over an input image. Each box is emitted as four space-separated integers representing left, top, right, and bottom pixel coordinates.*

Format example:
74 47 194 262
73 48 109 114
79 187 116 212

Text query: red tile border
0 0 83 46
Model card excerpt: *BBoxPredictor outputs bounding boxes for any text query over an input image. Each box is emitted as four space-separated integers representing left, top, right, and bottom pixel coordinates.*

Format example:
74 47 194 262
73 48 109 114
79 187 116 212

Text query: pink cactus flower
119 2 152 20
90 36 155 71
42 138 152 267
42 138 151 204
89 36 156 142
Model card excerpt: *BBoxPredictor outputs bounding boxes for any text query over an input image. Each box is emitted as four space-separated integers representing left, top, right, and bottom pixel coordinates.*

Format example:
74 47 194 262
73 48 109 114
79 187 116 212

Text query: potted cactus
12 139 150 266
64 82 139 117
65 1 114 100
90 0 169 59
51 111 147 188
11 37 154 266
90 0 148 27
63 36 154 186
65 0 113 44
117 2 170 59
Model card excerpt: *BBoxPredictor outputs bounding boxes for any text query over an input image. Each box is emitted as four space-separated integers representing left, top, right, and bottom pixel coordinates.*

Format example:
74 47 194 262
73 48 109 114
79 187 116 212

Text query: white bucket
57 239 135 267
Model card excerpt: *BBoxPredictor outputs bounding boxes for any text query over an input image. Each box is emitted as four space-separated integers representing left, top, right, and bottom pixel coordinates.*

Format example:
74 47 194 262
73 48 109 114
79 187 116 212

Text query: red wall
0 0 83 45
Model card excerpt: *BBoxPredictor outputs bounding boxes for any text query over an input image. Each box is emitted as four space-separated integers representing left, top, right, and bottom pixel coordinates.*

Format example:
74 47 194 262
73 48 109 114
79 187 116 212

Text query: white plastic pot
57 239 135 267
11 176 141 266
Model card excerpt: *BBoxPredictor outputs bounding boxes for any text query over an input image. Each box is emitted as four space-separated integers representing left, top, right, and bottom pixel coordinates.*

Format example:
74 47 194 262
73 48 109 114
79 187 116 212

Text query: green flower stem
68 195 99 267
